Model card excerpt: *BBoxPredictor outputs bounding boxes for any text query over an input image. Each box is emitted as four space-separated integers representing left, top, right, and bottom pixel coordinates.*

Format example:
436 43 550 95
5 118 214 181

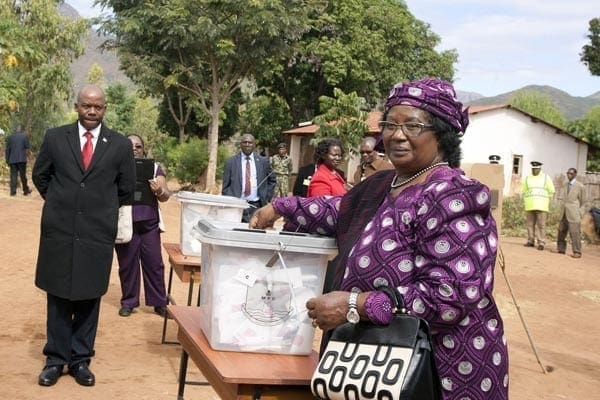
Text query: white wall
461 108 588 196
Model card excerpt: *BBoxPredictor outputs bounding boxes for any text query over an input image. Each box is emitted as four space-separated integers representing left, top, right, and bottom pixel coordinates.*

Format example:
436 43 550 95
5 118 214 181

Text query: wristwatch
346 290 360 324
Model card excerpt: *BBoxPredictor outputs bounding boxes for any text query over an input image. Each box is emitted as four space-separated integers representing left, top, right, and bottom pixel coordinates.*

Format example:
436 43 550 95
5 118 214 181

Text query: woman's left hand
306 291 351 331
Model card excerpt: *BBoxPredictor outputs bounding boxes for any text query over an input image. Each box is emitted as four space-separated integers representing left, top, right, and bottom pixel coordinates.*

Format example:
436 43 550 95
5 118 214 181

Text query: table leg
186 273 194 306
177 349 189 400
162 265 177 344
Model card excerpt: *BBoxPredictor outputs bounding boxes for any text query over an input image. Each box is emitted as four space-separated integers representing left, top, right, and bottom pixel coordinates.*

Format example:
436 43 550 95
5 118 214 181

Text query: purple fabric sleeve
271 196 341 236
364 291 394 325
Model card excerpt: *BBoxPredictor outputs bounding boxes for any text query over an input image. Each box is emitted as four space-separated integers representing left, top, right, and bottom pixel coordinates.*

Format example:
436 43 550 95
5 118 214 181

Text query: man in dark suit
293 162 317 197
5 125 32 196
222 134 275 222
32 84 135 387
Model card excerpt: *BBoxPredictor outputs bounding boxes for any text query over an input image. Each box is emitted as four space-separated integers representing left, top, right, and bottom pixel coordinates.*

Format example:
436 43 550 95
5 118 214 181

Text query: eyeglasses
133 144 143 149
79 103 106 112
378 121 434 137
360 150 374 155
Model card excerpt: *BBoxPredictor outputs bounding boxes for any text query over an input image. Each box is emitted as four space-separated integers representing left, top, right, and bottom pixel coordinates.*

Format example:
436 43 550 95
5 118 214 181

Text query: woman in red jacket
307 138 350 197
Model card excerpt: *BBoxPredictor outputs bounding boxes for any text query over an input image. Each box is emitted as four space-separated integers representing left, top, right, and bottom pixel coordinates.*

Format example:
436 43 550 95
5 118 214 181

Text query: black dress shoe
24 189 32 195
154 306 168 318
523 242 534 247
69 363 95 386
38 365 63 386
119 306 133 317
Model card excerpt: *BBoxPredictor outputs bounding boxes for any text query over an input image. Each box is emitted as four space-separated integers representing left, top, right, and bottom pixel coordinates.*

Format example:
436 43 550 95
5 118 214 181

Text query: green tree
0 3 33 128
238 92 292 153
87 63 105 86
567 106 600 171
7 0 87 143
509 91 566 128
313 88 369 156
581 18 600 76
103 83 136 134
258 0 457 126
98 0 316 192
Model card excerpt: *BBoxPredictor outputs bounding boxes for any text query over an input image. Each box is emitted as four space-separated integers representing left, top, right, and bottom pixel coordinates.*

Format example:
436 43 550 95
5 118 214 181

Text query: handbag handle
376 285 408 315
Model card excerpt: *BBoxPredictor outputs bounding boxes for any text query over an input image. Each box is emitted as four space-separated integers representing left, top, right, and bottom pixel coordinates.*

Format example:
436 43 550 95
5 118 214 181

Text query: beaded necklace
390 162 449 189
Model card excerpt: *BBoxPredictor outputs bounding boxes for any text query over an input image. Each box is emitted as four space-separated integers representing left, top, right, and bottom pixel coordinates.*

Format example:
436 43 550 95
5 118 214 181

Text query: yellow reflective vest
521 173 555 212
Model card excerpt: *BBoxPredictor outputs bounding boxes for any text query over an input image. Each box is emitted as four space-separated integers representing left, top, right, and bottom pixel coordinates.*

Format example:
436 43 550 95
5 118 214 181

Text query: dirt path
1 188 599 399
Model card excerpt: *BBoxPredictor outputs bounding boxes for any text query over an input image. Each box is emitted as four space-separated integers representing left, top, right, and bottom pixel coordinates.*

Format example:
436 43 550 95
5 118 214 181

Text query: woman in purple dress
250 78 508 399
115 134 171 318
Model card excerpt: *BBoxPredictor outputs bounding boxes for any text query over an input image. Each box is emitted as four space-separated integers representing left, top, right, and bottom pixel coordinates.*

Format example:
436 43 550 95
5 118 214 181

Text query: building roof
283 111 383 136
282 105 595 149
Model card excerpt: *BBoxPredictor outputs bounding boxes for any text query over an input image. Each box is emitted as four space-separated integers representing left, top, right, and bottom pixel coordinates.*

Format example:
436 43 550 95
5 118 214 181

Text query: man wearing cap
522 161 555 250
552 168 585 258
270 143 292 198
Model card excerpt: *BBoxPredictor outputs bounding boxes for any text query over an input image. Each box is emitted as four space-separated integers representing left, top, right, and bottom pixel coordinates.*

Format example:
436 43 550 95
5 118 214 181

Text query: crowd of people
3 78 591 399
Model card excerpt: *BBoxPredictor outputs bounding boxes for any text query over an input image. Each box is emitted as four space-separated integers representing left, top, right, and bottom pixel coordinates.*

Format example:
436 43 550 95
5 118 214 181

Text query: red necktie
82 131 93 170
244 156 251 197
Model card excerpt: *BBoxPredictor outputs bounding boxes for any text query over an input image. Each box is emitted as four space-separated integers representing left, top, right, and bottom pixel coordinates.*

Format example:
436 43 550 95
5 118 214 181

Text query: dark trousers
9 162 30 195
43 293 100 369
115 222 167 308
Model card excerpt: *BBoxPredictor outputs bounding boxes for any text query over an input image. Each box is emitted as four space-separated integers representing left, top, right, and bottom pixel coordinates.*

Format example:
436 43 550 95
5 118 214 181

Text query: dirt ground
1 185 599 400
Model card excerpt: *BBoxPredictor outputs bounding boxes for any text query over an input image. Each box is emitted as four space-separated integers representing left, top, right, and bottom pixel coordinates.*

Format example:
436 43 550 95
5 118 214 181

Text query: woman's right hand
249 203 281 229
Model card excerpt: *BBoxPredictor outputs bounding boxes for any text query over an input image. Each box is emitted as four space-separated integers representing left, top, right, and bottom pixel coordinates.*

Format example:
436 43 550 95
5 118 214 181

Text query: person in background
293 160 317 197
522 161 555 250
222 133 275 222
250 78 508 400
552 168 585 258
5 125 32 196
352 136 393 184
32 84 135 387
115 134 170 318
307 137 349 197
270 142 292 197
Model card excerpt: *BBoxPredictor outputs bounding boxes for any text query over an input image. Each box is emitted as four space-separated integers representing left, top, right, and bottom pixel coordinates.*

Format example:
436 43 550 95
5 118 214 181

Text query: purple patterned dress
272 167 509 400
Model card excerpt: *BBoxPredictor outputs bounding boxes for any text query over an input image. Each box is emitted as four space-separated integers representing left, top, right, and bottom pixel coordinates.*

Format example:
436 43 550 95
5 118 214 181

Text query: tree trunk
178 125 185 144
205 107 220 194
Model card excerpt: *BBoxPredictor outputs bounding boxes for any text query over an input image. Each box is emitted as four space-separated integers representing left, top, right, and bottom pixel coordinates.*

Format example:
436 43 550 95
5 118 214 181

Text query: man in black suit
293 162 317 197
32 84 135 387
222 134 275 222
5 125 32 196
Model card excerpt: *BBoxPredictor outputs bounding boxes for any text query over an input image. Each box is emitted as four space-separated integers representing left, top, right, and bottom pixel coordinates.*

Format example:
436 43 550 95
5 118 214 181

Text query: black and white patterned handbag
311 285 442 400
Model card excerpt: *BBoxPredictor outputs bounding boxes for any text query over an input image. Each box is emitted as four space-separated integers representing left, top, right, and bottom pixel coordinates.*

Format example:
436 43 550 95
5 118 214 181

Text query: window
513 155 522 175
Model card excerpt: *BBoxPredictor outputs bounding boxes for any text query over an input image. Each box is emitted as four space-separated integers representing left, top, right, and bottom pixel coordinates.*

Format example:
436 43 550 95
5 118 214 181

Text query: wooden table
169 305 318 400
162 242 202 344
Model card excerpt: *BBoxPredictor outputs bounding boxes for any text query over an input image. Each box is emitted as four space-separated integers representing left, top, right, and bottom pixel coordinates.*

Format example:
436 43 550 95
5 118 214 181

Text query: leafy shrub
501 195 559 239
165 138 230 187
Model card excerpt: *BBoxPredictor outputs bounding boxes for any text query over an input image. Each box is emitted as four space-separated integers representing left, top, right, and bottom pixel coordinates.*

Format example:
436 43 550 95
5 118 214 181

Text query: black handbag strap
377 285 407 314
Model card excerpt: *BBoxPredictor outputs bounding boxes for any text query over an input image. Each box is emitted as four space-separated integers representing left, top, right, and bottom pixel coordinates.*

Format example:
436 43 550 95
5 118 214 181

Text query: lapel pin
102 137 107 143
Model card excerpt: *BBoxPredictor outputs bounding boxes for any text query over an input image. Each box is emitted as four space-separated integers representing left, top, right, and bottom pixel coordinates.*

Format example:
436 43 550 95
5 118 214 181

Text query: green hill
466 85 600 121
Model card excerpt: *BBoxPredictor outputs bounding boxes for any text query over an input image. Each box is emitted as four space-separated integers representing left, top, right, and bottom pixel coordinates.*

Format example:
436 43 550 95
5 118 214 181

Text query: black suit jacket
32 122 135 300
222 152 275 206
5 130 30 164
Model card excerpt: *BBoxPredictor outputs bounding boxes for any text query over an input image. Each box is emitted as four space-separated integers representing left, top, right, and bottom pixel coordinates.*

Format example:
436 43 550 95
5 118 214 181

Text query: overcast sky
69 0 600 97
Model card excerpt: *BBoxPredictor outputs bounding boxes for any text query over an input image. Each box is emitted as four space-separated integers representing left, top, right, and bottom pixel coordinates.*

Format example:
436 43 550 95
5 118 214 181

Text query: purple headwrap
384 78 469 135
